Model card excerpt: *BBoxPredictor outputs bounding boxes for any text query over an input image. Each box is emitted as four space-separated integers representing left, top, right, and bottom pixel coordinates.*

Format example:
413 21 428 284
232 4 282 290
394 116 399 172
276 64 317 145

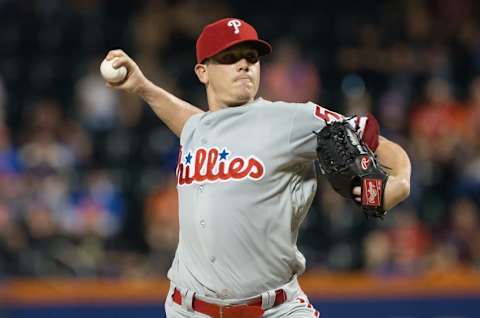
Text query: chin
231 94 254 106
223 86 257 107
237 88 256 101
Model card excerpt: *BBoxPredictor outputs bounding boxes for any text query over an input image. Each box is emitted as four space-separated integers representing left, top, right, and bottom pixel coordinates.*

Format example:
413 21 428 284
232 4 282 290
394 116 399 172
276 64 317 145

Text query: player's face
198 43 261 108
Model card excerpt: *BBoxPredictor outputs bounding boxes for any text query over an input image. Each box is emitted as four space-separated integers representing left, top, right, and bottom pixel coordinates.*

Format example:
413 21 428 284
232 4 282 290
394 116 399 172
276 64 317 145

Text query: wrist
135 78 155 99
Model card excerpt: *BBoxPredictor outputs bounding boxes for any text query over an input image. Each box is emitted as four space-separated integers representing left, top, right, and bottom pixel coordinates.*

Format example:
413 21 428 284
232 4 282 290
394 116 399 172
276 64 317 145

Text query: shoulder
253 98 312 108
250 99 346 127
180 111 204 139
251 98 317 115
260 99 343 123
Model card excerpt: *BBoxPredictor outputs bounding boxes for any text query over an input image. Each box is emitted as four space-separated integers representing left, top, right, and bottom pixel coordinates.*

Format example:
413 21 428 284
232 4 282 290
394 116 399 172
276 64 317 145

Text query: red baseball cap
196 18 272 64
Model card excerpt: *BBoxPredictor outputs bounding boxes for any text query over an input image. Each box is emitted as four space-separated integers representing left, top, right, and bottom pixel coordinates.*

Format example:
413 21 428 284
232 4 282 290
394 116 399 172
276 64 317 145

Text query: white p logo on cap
227 19 242 34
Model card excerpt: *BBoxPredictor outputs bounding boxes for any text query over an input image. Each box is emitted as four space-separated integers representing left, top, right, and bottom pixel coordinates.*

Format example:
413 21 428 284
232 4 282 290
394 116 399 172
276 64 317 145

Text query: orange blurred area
2 270 480 305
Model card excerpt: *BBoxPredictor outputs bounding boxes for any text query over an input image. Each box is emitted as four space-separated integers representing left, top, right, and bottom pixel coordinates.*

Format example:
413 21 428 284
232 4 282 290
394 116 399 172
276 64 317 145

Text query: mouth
234 75 252 82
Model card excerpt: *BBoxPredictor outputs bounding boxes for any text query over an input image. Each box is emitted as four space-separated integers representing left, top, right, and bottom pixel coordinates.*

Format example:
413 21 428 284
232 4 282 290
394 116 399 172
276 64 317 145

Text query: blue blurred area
3 303 165 318
3 297 480 318
316 296 480 317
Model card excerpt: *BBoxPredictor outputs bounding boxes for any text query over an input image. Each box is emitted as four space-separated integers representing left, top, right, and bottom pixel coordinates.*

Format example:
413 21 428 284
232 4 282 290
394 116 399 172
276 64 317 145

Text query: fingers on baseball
105 82 119 89
106 49 127 60
111 56 130 69
352 186 361 202
105 76 126 88
105 79 126 89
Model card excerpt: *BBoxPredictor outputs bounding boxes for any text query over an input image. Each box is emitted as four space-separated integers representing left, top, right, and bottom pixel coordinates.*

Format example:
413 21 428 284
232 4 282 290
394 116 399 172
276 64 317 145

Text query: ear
194 64 208 84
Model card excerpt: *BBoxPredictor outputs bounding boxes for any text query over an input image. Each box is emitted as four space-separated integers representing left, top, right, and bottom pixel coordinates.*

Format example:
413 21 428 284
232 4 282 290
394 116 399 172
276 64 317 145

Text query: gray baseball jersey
168 98 374 300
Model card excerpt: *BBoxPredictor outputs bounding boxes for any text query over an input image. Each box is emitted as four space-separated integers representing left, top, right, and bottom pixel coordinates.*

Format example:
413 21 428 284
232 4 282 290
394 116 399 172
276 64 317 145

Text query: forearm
138 80 203 137
375 136 411 210
102 49 204 138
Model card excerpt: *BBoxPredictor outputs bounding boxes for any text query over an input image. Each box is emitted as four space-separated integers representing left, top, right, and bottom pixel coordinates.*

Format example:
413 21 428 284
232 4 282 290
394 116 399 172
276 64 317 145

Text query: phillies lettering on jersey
176 146 265 186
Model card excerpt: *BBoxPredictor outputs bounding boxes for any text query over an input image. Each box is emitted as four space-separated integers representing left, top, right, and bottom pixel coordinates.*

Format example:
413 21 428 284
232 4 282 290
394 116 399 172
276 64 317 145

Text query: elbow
397 178 411 202
402 180 410 200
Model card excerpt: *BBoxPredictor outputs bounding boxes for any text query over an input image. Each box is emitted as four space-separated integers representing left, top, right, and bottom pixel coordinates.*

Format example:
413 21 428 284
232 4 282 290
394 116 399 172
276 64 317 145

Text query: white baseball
100 58 127 83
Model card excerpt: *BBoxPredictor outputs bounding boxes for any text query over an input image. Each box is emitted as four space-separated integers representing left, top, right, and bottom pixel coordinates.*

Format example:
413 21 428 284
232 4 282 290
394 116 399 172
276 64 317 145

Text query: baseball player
104 18 411 318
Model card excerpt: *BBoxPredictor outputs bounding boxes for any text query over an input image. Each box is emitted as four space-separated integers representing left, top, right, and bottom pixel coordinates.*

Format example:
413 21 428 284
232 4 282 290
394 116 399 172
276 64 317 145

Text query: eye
244 51 259 64
217 53 239 64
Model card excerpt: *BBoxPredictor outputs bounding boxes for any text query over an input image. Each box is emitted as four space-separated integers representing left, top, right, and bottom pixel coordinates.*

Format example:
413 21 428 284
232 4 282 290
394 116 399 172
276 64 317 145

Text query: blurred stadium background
0 0 479 317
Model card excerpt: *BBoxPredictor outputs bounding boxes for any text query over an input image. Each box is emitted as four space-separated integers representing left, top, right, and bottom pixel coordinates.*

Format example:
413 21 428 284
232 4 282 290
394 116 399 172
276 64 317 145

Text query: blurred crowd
0 0 479 278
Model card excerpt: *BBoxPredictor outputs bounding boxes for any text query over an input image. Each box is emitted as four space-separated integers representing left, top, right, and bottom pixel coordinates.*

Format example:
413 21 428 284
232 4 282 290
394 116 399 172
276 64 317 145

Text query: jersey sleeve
288 102 380 161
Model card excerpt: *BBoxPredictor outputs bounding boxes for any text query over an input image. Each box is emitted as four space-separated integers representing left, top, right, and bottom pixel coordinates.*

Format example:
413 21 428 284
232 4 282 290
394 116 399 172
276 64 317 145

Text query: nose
236 58 250 72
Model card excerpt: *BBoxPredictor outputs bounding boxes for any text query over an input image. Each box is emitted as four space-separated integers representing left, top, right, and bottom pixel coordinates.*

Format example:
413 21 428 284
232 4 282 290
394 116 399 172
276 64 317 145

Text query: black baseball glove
314 120 389 218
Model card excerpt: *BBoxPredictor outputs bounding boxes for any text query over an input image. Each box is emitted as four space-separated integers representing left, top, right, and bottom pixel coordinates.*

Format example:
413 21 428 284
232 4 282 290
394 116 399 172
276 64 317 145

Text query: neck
207 95 254 112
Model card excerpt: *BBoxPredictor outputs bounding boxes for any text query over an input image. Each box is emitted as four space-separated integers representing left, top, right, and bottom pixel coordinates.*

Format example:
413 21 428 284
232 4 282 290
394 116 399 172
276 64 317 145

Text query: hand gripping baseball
101 49 149 95
314 120 389 218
